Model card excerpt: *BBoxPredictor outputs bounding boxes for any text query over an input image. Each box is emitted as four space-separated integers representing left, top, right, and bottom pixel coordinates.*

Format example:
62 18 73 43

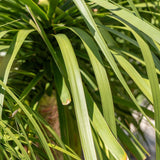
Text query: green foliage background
0 0 160 159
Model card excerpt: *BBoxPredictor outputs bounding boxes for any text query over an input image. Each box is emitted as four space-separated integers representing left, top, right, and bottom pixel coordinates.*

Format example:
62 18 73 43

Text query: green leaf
132 30 160 160
0 29 34 118
94 19 152 103
84 87 127 160
55 34 97 160
113 96 154 119
19 71 44 100
0 121 30 160
103 10 160 158
14 116 37 160
73 0 157 136
117 125 146 160
127 0 141 18
116 119 149 156
0 45 9 51
68 27 117 136
80 69 98 91
54 65 71 105
0 80 55 160
48 143 81 160
47 0 58 20
19 0 49 22
111 50 152 103
121 50 160 75
0 31 9 39
89 0 160 44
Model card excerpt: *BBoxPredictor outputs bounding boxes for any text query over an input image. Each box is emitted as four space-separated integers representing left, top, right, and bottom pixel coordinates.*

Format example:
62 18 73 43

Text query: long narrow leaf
0 29 34 118
55 34 97 160
111 50 152 103
84 87 127 160
132 31 160 160
53 65 71 105
68 27 117 136
117 125 146 160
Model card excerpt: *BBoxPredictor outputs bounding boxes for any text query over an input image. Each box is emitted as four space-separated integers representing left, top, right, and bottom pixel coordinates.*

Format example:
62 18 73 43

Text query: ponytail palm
0 0 159 159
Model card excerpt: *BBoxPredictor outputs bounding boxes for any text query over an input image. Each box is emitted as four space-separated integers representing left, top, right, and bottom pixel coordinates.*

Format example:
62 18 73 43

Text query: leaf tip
122 153 128 160
62 99 71 105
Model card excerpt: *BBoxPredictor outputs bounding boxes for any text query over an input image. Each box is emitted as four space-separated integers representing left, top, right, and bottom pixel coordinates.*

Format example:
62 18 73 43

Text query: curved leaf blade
0 29 34 118
68 27 117 136
84 87 127 160
55 34 97 160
